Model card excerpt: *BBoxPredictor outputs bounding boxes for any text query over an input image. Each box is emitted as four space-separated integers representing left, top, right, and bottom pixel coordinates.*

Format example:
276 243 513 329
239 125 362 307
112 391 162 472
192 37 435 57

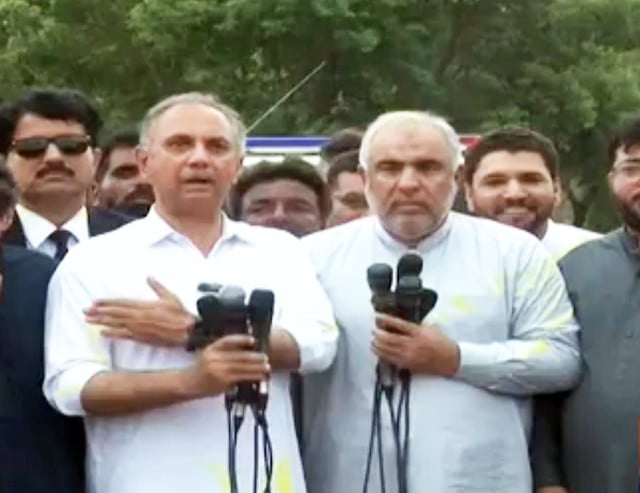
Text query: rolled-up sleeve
273 237 338 374
455 243 581 395
43 257 111 416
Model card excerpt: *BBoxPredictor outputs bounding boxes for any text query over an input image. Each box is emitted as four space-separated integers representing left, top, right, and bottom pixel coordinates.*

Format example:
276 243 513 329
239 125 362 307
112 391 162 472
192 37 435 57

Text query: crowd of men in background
0 87 638 493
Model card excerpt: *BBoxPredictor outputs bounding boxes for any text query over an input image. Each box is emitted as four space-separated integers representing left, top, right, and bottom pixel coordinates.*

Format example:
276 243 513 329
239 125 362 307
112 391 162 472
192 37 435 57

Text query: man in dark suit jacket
0 165 84 492
0 89 130 259
0 245 85 493
3 205 130 252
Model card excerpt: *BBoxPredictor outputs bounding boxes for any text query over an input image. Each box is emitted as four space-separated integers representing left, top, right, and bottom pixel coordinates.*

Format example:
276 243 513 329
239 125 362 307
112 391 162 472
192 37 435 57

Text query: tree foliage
1 0 639 230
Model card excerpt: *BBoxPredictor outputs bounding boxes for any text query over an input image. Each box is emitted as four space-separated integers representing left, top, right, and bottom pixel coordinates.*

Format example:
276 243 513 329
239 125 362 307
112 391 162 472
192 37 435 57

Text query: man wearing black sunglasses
0 89 130 260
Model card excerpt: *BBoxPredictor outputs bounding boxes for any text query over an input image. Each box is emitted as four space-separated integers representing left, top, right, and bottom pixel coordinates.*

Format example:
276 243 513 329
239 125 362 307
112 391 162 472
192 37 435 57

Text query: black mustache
36 163 74 178
124 184 154 203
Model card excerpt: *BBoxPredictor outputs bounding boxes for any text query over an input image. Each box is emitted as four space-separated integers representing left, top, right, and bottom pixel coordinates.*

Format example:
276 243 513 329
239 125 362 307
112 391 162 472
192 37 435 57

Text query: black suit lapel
2 208 130 243
2 215 26 247
87 208 132 237
87 210 100 237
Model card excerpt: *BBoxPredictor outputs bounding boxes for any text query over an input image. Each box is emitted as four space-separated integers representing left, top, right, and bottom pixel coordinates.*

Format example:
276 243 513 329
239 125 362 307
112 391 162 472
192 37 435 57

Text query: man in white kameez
43 93 338 493
301 111 581 493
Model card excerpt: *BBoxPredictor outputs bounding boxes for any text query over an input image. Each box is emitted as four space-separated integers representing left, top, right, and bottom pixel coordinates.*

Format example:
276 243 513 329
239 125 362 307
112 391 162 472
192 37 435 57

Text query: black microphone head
218 286 247 335
397 253 423 282
193 294 225 345
218 285 246 307
196 294 224 322
395 274 425 323
419 288 438 315
367 263 393 294
248 289 275 352
248 289 275 328
198 282 223 293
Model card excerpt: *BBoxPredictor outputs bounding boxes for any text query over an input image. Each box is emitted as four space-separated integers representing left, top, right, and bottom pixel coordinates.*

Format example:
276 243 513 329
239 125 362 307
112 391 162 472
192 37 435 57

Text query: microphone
218 286 248 336
396 253 423 284
187 295 224 351
218 287 251 412
396 275 423 324
367 264 395 315
198 282 223 293
395 253 438 323
219 285 246 303
248 289 275 353
248 289 275 412
418 289 438 320
367 263 397 390
396 253 424 324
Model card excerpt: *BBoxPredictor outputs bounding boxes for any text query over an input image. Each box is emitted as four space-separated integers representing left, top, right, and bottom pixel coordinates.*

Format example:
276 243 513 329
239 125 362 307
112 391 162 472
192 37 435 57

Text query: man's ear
358 166 367 184
232 155 244 184
463 182 476 213
86 181 99 206
454 165 465 187
553 179 562 208
92 147 102 174
0 207 14 235
607 170 615 191
136 146 150 181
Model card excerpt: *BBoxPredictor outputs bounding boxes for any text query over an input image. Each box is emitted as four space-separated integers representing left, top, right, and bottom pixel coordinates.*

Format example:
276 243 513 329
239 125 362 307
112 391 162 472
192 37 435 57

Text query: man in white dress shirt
43 92 338 493
301 111 581 493
463 126 601 260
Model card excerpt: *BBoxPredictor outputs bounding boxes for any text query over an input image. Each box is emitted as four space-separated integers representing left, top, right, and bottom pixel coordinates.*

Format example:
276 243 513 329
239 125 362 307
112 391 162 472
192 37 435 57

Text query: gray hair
139 92 247 154
358 111 462 170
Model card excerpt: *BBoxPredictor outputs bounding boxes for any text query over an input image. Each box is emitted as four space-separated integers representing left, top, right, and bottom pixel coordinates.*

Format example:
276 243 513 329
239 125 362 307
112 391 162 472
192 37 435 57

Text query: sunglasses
10 135 91 159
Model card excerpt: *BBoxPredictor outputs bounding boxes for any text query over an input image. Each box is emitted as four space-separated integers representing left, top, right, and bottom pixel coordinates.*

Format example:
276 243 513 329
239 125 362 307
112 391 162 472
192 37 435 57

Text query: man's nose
272 203 287 220
397 166 420 192
187 142 211 166
43 142 64 162
504 179 527 199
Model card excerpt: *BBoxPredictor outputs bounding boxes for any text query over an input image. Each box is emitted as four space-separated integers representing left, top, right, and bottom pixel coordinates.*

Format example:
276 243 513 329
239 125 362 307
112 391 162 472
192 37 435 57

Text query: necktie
48 229 72 261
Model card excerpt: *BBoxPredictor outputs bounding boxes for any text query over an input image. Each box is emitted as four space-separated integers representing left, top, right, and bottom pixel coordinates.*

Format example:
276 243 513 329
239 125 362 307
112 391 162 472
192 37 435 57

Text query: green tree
2 0 640 230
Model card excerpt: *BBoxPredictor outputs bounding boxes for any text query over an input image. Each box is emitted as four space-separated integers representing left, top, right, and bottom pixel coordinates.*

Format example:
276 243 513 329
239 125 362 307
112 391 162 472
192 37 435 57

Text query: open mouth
184 177 213 185
500 207 532 215
500 204 535 214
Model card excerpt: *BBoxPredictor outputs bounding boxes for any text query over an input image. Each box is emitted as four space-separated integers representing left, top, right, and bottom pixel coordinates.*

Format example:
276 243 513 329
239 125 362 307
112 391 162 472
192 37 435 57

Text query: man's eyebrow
614 157 640 167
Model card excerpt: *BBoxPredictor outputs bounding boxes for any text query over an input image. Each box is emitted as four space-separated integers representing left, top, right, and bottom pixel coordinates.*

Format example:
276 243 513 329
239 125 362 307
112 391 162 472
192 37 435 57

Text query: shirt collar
541 219 554 240
620 226 640 257
137 206 253 248
15 203 89 249
373 211 453 255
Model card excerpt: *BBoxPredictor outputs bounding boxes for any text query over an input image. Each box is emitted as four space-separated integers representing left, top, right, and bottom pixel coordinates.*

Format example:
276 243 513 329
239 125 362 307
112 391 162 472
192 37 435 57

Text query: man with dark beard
94 129 154 218
464 126 599 260
532 118 640 493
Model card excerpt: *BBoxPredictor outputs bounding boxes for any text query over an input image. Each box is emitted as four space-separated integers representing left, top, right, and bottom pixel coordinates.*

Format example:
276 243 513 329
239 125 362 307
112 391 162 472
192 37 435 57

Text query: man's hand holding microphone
367 252 460 379
85 280 299 401
183 333 271 398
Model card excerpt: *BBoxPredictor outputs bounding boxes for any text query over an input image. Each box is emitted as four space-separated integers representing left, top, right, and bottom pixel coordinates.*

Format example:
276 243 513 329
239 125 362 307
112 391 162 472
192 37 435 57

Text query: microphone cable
362 364 409 493
396 372 411 493
226 395 243 493
362 371 386 493
252 406 274 493
226 391 275 493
